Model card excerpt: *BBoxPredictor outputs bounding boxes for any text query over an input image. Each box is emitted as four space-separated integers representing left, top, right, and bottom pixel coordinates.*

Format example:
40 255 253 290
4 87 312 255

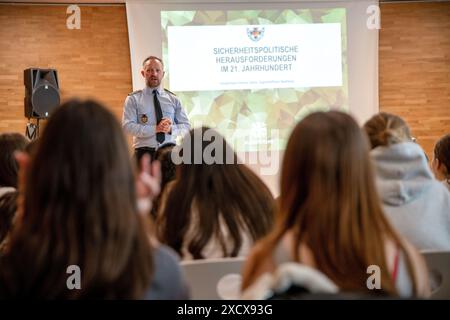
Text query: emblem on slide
247 27 265 42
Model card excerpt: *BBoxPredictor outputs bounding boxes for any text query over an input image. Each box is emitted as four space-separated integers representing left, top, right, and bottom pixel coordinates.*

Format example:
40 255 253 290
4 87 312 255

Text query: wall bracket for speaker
25 119 40 141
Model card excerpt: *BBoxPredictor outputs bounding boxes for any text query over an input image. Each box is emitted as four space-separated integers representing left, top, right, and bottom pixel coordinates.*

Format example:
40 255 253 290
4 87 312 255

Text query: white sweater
0 187 16 198
181 210 253 261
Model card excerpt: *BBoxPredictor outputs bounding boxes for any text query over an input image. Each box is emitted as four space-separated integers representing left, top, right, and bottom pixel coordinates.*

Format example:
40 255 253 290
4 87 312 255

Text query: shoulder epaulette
128 89 142 96
164 88 177 96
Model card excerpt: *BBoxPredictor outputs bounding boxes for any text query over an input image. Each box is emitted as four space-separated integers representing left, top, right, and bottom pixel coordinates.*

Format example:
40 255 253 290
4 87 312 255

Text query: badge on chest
140 114 148 124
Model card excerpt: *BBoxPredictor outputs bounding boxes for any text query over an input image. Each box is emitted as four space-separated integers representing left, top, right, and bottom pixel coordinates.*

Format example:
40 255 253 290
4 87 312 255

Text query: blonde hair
363 112 412 149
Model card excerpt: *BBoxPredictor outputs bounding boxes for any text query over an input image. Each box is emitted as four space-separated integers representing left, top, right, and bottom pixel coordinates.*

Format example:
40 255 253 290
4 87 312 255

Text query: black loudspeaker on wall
24 68 60 119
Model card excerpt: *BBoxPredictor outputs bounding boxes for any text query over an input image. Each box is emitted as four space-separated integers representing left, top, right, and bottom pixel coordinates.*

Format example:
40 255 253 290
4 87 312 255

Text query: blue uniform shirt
122 86 190 149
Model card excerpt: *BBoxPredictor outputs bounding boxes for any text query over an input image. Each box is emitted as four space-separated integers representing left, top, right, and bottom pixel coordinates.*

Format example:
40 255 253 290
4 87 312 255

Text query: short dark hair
150 144 177 219
0 133 29 188
434 134 450 175
0 191 18 248
142 56 164 68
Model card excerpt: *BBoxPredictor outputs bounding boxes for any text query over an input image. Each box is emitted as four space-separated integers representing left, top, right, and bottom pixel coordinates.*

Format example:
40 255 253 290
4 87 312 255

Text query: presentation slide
168 24 342 91
161 9 348 152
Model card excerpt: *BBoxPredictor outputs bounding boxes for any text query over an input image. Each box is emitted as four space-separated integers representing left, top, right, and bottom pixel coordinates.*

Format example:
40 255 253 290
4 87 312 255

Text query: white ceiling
0 0 447 4
0 0 125 2
0 0 446 3
0 0 126 5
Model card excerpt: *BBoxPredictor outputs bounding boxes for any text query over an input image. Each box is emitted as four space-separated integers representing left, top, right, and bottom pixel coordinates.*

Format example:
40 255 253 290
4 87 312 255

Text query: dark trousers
134 147 156 168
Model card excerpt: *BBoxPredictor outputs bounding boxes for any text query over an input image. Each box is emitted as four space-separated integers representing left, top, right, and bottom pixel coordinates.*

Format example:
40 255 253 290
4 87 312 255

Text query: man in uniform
122 56 190 163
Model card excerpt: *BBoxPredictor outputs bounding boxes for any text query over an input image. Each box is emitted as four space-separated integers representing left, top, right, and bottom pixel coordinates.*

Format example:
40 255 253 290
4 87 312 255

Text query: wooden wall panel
0 3 449 159
0 5 132 135
379 2 450 158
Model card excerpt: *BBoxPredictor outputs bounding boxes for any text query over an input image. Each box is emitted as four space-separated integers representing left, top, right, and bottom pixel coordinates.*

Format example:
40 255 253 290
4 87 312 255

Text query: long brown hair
245 111 418 295
157 127 274 259
0 99 153 299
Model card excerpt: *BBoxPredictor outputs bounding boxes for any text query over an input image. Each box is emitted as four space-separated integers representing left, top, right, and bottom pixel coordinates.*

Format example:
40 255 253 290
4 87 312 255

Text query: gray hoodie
371 142 450 251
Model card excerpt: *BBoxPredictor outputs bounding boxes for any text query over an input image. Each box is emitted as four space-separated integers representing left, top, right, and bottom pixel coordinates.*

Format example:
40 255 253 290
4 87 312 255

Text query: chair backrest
421 250 450 299
180 257 245 300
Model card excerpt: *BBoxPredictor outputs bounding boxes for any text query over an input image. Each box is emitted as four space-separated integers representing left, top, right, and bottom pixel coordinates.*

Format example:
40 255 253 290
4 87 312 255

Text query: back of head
159 127 274 259
0 133 29 188
25 99 135 221
176 127 240 185
434 134 450 177
363 112 412 149
277 111 408 295
1 99 152 298
280 111 378 230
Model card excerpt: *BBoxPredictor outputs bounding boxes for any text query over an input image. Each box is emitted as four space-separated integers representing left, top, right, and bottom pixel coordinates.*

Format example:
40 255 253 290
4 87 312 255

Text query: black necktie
153 89 165 144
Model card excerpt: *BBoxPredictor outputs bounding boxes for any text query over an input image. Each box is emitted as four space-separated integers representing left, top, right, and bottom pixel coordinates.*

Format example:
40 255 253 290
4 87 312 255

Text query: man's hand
156 117 172 133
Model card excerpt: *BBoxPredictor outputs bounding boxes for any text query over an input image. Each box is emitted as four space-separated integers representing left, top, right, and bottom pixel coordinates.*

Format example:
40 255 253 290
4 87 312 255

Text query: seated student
363 112 450 251
0 191 18 253
0 99 188 299
157 127 275 260
241 111 430 298
431 134 450 192
0 133 29 197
